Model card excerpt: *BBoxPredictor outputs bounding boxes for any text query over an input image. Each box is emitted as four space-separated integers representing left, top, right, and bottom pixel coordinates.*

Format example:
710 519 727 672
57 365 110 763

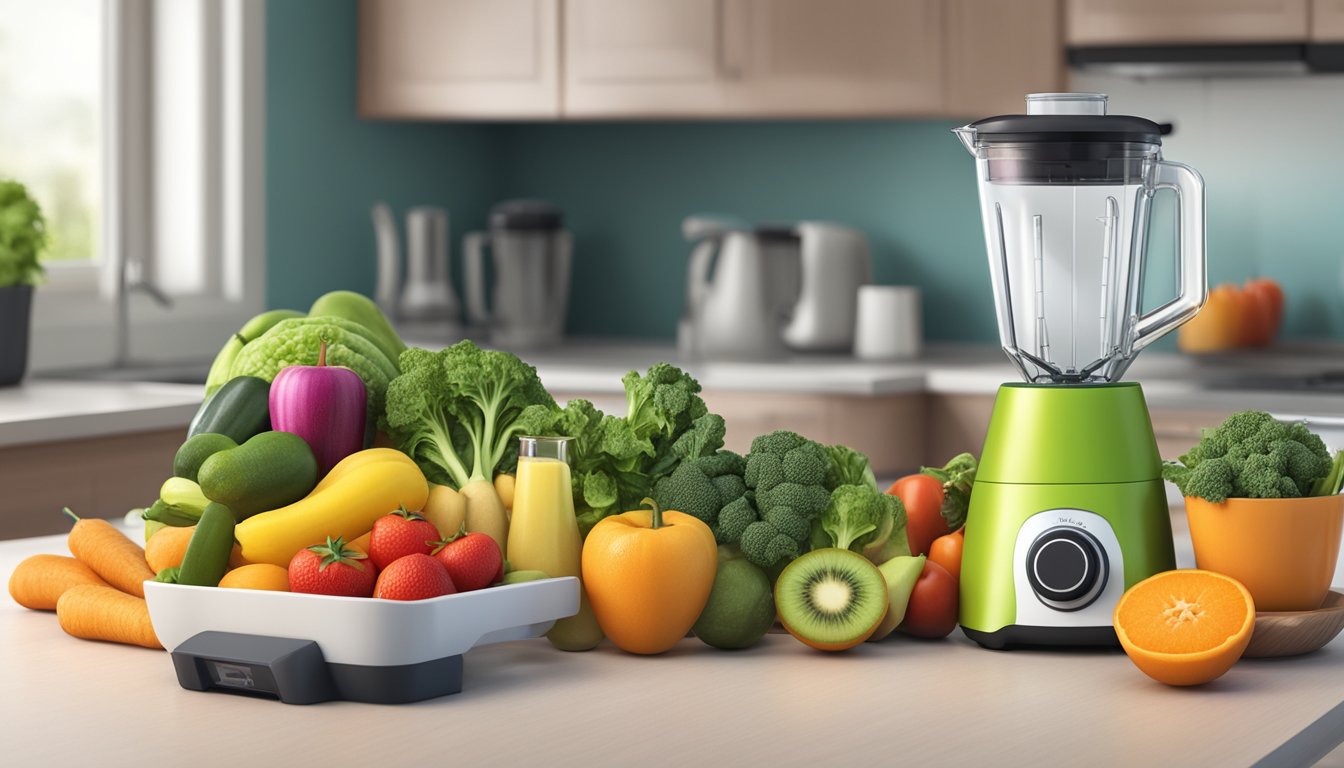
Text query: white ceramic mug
854 285 922 360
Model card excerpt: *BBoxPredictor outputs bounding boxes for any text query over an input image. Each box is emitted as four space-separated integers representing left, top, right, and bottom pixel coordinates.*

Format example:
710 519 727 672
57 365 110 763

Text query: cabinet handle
719 0 749 79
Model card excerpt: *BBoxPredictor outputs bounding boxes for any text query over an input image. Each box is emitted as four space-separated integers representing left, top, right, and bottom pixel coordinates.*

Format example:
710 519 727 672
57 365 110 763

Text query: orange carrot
56 584 162 650
144 525 196 574
64 508 155 598
8 554 111 611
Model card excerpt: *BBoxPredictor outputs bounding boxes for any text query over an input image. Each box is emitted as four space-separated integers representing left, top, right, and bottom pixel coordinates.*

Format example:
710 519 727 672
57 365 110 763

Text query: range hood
1068 42 1344 77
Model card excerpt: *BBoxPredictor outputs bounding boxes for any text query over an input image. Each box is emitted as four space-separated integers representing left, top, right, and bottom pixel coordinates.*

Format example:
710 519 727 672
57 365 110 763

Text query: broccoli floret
716 496 757 544
651 449 748 528
1164 412 1334 502
817 484 907 555
726 431 833 569
384 341 555 489
739 521 799 567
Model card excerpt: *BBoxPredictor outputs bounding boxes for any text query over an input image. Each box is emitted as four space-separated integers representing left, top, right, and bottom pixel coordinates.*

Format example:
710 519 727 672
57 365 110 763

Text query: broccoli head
817 484 909 562
651 449 748 527
1163 411 1336 502
728 431 833 569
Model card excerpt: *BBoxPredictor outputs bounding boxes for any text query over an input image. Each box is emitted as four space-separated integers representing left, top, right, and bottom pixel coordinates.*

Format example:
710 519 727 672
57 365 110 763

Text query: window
2 0 266 373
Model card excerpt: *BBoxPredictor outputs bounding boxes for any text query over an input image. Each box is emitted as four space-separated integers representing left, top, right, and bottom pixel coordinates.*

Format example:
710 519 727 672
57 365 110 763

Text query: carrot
56 584 162 650
144 525 196 574
8 554 111 611
63 508 155 598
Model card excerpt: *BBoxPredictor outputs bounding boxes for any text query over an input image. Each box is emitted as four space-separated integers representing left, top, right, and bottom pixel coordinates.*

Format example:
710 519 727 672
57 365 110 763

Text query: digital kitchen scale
145 577 580 704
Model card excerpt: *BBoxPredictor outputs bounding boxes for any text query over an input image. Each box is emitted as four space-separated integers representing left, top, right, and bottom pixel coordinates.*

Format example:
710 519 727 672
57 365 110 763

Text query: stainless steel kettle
678 216 871 359
371 202 461 328
463 200 572 349
678 216 801 360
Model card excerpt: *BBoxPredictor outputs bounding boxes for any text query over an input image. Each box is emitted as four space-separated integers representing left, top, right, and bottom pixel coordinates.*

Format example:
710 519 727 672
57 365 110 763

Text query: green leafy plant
0 180 48 287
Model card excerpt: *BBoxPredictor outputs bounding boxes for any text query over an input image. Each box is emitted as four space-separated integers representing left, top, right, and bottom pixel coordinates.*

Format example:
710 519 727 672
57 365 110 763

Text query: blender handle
463 231 492 327
1131 160 1207 351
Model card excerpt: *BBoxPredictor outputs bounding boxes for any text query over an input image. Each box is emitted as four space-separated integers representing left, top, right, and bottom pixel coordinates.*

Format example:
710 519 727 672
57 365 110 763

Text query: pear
868 555 926 641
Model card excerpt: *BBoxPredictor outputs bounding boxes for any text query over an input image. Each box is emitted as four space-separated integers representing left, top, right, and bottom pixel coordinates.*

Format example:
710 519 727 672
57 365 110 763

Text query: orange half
1114 569 1255 686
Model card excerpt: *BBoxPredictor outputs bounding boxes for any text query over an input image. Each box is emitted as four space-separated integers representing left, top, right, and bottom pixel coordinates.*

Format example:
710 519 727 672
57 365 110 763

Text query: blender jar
955 93 1206 383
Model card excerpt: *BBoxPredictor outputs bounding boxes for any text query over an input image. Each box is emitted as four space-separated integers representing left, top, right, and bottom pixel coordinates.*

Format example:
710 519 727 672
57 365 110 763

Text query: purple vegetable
269 340 367 477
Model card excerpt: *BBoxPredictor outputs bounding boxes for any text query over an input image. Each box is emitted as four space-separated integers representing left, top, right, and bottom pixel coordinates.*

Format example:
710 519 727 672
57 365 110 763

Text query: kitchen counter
7 339 1344 449
1 530 1342 767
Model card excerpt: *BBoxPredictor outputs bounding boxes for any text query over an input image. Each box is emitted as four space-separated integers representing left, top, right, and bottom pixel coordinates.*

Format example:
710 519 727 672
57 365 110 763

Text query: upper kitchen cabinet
562 0 946 118
1065 0 1310 44
358 0 560 119
943 0 1063 118
1315 0 1344 41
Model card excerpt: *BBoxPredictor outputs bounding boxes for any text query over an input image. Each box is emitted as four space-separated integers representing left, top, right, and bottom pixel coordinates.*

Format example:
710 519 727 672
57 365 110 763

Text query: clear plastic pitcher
954 93 1206 383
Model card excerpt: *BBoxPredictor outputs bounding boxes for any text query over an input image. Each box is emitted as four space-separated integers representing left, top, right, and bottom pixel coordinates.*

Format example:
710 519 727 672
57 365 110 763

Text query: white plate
144 577 580 666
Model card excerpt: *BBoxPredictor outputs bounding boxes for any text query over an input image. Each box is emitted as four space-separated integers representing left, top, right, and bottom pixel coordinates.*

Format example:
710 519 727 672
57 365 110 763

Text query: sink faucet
112 258 173 368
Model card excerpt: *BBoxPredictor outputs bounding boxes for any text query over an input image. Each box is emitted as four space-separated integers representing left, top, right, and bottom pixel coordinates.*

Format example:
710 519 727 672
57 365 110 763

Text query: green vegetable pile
515 363 723 535
1162 411 1344 503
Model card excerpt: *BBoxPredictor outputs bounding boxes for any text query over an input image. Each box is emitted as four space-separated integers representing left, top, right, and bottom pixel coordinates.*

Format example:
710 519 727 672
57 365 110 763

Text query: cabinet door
1066 0 1309 45
358 0 559 119
563 0 943 118
944 0 1063 118
1313 0 1344 41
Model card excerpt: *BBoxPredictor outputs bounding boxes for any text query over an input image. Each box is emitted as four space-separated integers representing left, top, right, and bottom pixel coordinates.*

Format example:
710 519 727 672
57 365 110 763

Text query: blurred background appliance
464 200 572 349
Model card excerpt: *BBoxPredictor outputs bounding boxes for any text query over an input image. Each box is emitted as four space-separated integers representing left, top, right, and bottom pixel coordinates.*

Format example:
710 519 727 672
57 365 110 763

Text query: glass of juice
508 436 604 650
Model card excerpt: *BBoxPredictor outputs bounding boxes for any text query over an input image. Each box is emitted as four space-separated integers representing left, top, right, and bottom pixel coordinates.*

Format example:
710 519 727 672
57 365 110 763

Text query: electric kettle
678 216 800 360
678 216 871 359
463 200 572 349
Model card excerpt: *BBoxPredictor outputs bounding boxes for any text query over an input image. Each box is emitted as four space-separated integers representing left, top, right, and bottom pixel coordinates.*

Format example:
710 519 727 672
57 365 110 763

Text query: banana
203 309 303 396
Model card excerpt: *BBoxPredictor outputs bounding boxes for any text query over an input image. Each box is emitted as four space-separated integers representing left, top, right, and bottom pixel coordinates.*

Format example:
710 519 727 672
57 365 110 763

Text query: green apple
868 555 926 641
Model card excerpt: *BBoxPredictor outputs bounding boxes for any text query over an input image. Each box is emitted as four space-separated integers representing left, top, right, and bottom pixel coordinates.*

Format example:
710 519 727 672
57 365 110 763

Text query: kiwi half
775 548 889 651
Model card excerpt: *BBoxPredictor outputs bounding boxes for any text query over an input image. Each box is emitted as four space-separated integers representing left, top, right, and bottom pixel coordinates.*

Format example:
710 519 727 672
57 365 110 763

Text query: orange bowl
1184 494 1344 612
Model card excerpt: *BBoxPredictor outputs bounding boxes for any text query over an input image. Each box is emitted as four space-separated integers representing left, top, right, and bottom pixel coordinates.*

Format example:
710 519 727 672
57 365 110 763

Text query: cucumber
189 375 272 443
173 433 238 483
177 503 236 587
198 431 319 520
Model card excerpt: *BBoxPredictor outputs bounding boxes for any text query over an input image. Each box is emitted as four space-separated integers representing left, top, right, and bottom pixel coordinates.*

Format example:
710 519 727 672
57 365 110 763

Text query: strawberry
368 506 440 571
373 553 456 601
432 527 503 593
288 537 377 597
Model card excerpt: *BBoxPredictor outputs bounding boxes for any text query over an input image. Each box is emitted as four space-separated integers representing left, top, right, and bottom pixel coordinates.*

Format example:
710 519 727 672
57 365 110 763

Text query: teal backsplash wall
493 121 996 341
266 0 498 313
265 3 1344 343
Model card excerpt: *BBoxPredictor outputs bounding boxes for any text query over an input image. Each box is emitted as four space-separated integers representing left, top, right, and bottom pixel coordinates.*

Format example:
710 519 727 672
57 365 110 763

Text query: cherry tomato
899 558 958 639
928 529 964 583
887 474 949 556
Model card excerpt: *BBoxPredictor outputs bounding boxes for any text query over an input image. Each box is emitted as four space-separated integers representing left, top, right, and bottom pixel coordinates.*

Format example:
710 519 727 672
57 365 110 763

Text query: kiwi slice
775 548 889 651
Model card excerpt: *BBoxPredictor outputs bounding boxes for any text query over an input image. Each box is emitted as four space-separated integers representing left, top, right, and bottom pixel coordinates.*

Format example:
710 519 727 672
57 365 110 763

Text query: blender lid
964 114 1163 146
490 200 564 231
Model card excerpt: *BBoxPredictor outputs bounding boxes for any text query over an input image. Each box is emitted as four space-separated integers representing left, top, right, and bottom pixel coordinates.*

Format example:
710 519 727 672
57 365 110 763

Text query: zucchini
198 431 319 520
176 503 236 587
188 375 271 444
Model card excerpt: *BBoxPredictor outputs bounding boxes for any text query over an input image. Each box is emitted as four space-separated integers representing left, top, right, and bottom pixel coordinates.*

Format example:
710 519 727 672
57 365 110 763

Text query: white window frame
28 0 266 373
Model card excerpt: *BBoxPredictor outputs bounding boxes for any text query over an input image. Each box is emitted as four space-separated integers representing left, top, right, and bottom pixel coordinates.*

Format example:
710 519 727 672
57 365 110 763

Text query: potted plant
0 180 48 386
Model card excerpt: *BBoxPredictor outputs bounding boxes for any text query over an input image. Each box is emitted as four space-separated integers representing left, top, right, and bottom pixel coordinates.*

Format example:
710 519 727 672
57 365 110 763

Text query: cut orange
1114 569 1255 686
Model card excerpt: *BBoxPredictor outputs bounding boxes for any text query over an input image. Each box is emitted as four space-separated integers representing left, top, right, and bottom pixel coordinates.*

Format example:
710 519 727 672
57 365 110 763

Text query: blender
953 93 1206 649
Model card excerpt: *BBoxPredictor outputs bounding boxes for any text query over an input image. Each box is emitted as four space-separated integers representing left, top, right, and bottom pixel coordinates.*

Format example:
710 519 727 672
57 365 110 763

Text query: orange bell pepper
581 499 717 655
1179 283 1246 354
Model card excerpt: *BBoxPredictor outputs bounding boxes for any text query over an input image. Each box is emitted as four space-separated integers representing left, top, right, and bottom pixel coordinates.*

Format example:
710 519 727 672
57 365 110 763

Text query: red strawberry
368 506 440 570
432 528 503 593
373 553 456 601
289 537 377 597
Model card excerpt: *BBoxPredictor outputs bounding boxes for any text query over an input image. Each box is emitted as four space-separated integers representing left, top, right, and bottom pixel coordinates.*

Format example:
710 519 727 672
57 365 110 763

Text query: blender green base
959 383 1176 649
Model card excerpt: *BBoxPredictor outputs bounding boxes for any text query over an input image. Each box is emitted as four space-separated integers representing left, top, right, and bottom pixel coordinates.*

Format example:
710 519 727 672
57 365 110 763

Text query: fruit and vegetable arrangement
5 289 978 660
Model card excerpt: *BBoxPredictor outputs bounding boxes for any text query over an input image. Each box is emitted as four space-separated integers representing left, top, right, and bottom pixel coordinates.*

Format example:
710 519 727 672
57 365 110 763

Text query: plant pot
1185 494 1344 612
0 284 33 386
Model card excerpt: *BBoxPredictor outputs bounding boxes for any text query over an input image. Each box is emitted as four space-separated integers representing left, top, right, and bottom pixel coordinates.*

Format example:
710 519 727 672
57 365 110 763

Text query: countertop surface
1 530 1342 767
5 338 1344 448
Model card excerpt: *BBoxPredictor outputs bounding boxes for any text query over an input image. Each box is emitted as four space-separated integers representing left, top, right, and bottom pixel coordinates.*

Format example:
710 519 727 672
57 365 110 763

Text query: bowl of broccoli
1164 411 1344 612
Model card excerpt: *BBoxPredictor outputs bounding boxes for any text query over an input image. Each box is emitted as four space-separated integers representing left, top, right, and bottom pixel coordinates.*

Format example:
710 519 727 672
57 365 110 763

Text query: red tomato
898 559 958 639
887 474 949 557
928 529 964 583
1241 278 1284 346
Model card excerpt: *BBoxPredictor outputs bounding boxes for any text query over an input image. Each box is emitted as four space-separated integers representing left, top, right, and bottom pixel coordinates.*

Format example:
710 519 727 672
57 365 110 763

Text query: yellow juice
508 455 603 651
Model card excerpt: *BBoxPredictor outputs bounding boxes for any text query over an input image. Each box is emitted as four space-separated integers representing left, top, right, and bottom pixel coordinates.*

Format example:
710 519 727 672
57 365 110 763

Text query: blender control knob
1026 528 1107 608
